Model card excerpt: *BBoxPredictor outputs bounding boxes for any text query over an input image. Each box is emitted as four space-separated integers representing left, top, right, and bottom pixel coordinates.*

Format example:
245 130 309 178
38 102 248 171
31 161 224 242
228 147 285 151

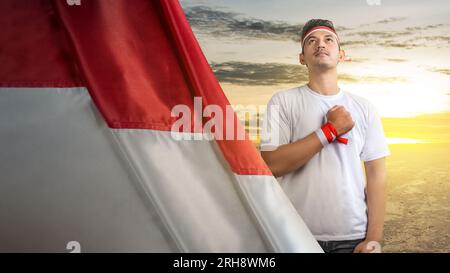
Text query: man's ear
338 49 346 63
299 53 306 65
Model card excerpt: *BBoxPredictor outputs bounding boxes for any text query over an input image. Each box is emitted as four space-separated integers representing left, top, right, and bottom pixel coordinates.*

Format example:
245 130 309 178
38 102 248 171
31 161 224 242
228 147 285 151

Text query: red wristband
321 122 348 145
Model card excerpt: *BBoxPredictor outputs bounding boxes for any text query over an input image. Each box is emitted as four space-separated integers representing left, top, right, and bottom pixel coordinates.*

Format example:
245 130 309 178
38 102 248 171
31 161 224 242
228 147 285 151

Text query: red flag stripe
0 0 83 87
0 0 271 175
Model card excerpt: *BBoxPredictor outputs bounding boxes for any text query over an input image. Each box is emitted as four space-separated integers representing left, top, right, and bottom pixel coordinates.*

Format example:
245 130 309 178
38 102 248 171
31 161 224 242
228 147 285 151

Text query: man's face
299 30 344 70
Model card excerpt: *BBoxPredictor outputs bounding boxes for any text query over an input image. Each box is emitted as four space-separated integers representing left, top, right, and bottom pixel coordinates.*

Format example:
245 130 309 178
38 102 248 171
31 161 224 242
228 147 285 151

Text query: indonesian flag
0 0 322 252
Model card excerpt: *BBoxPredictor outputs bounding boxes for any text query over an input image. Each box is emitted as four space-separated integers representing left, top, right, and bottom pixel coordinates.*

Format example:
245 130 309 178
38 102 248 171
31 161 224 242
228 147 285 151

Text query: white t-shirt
260 85 390 241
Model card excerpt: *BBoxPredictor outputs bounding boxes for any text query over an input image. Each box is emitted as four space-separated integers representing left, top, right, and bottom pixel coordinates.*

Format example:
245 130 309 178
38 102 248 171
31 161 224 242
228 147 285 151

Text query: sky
180 0 450 143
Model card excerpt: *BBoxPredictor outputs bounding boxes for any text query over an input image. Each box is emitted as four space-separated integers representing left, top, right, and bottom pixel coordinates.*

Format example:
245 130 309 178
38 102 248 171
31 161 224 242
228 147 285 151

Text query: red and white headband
301 26 339 46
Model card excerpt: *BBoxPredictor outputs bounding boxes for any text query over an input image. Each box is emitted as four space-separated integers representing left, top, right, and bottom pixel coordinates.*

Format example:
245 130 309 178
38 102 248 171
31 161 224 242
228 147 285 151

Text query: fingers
353 243 363 253
329 105 341 112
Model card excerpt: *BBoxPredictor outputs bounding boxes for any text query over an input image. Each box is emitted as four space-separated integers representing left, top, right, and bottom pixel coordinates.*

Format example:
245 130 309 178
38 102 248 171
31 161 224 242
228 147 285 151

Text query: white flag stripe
0 87 176 252
235 175 323 252
0 87 322 252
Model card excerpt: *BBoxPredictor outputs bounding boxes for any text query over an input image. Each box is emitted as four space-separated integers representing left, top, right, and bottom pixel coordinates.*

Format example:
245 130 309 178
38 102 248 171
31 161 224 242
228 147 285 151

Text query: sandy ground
383 143 450 253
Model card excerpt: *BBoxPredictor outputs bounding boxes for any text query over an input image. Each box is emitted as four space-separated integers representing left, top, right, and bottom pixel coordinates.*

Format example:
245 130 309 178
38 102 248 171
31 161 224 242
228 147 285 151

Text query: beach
384 143 450 252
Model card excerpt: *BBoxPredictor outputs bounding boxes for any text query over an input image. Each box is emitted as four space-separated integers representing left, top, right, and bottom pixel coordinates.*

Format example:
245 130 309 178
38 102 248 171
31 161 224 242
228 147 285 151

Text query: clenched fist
326 105 355 136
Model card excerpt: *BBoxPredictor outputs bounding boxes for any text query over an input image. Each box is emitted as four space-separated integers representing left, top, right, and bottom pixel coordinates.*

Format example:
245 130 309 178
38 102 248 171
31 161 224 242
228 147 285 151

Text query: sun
341 62 450 118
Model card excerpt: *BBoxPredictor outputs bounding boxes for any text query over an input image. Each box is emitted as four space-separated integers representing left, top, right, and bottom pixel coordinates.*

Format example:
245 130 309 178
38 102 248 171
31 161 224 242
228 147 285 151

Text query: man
260 19 390 253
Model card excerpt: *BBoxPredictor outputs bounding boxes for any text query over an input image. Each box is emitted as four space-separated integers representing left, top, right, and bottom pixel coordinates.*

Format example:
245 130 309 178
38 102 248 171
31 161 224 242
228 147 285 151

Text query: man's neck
307 69 339 96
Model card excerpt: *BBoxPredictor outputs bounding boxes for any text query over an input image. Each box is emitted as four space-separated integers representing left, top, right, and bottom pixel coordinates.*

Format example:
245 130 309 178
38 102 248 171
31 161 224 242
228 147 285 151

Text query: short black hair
301 19 338 52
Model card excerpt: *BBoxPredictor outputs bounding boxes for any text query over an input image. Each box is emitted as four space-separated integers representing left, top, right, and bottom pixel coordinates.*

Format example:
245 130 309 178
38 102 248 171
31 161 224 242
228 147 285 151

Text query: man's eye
308 39 315 44
327 38 334 42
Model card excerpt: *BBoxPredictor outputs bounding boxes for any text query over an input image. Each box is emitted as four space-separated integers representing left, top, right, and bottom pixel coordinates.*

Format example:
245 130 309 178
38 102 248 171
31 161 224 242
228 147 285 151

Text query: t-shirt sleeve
260 94 291 151
360 103 390 161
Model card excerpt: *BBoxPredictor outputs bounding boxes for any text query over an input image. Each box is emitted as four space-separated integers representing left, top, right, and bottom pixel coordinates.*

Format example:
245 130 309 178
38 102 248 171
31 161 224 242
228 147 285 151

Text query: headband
301 26 339 46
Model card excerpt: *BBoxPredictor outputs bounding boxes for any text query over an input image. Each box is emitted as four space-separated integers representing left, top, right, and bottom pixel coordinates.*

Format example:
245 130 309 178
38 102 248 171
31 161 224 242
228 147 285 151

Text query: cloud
341 34 449 49
375 17 407 24
386 58 408 62
210 61 405 86
431 68 450 76
346 31 413 39
210 62 308 85
341 30 428 49
184 6 302 42
359 17 406 27
181 0 209 4
406 24 446 31
415 36 450 43
347 57 370 63
340 40 369 47
336 24 450 49
184 6 449 50
378 40 418 49
341 38 417 49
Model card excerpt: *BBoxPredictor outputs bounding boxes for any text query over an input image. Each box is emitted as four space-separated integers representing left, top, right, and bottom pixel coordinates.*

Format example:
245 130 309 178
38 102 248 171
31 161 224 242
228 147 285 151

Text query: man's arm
354 157 387 253
261 105 354 177
261 132 323 177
